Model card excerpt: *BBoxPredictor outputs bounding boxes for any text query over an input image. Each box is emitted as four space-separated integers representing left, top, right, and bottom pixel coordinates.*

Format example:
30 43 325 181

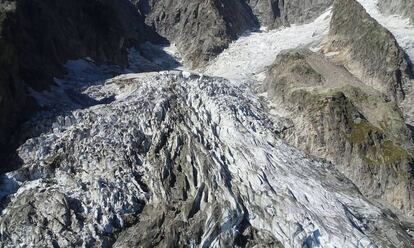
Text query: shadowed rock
0 0 163 170
246 0 334 29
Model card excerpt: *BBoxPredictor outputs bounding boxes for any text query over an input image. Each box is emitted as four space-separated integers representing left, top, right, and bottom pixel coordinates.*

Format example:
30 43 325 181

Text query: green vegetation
379 140 411 164
347 121 379 144
347 121 411 166
290 63 324 83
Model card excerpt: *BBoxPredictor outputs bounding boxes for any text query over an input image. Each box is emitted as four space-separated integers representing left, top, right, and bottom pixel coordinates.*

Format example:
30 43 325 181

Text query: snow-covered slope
204 9 332 80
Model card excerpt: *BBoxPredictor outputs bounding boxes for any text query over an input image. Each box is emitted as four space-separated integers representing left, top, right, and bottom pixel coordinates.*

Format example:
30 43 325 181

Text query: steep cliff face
325 0 413 102
0 3 22 160
0 0 162 165
245 0 282 28
136 0 258 68
265 49 414 214
8 0 162 90
246 0 334 29
378 0 414 23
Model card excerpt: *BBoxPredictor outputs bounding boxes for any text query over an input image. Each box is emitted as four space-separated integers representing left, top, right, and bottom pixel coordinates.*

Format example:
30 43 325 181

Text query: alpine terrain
1 0 414 247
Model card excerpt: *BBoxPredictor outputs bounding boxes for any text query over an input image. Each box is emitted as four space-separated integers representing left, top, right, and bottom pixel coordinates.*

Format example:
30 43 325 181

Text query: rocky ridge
324 0 413 102
134 0 258 68
265 49 414 214
246 0 334 29
263 0 414 215
134 0 333 68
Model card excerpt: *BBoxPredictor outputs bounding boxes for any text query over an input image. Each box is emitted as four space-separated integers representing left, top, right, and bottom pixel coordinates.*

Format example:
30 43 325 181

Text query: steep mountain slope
1 71 414 247
204 9 332 79
357 0 414 62
0 0 162 169
324 0 413 102
203 0 414 215
134 0 258 68
265 49 414 214
1 0 414 247
358 0 414 126
246 0 334 29
133 0 333 68
261 0 414 214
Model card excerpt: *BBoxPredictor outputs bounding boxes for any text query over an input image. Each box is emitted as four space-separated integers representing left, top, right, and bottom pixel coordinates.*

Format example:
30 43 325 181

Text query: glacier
1 0 414 247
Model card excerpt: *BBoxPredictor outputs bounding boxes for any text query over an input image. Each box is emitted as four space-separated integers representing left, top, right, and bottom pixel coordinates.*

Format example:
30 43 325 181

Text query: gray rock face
325 0 413 102
246 0 334 29
245 0 282 28
2 71 414 247
136 0 258 68
378 0 414 23
265 49 414 215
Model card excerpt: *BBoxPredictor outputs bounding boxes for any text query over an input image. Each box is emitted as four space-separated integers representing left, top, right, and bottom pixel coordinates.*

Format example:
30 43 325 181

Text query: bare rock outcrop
324 0 413 102
265 49 414 214
246 0 334 29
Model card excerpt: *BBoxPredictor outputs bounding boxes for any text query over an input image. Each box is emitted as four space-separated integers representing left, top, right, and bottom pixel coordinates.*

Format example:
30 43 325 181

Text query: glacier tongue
1 71 413 247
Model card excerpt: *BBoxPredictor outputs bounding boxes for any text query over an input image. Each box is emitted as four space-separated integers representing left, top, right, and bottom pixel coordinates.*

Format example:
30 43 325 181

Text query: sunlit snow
204 9 332 80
